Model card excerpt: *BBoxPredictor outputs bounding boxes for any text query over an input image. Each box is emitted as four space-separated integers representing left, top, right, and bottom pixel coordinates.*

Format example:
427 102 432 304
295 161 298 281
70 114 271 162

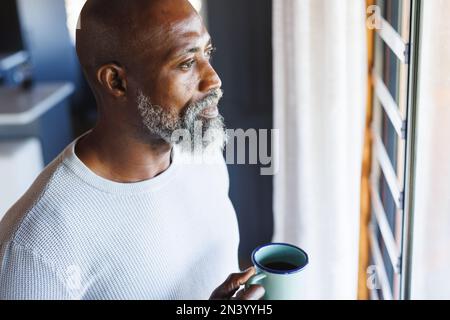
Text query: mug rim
251 242 309 275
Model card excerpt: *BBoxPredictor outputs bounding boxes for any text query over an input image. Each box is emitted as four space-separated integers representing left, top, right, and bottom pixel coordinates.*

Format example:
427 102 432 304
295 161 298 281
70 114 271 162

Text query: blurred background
0 0 449 300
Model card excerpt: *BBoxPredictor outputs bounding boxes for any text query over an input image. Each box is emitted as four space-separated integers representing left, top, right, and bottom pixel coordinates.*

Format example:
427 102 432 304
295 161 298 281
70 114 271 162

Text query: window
368 0 421 300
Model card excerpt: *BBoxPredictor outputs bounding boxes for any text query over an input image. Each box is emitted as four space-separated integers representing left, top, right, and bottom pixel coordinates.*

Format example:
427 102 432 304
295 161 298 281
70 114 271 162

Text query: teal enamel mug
246 243 309 300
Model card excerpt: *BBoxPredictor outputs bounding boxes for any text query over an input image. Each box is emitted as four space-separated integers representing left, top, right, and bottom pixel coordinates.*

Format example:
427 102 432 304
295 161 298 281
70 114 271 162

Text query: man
0 0 264 300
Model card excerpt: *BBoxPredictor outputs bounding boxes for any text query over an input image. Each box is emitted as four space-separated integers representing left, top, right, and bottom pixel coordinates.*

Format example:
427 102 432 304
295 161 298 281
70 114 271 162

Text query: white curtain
411 0 450 300
272 0 367 299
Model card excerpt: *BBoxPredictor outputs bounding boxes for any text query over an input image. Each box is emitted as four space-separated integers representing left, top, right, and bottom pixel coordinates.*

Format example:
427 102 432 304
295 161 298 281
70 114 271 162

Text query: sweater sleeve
0 242 73 300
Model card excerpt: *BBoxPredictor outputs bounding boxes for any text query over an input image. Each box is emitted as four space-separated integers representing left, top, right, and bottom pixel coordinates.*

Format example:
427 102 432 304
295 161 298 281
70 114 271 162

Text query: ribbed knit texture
0 134 240 300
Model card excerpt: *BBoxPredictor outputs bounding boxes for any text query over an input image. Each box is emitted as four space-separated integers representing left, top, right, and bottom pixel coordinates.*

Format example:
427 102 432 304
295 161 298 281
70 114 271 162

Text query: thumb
210 267 256 300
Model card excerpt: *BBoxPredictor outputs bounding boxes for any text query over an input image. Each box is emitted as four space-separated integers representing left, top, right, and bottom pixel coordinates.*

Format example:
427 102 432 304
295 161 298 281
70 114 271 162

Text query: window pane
378 0 410 41
375 33 401 107
378 170 397 231
371 217 395 293
381 108 399 168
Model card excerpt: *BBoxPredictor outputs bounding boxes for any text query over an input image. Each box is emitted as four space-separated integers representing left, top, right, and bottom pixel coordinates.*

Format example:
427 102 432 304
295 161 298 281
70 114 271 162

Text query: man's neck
75 124 173 183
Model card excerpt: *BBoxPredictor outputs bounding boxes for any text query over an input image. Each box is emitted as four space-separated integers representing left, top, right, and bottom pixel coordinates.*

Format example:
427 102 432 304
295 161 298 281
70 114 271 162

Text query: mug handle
245 272 267 290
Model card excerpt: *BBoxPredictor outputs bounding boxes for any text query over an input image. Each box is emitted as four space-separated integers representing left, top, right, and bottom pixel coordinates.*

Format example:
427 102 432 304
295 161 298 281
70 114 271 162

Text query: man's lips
201 106 219 119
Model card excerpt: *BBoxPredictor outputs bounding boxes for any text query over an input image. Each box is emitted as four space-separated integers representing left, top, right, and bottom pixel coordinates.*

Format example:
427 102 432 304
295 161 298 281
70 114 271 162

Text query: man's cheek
174 86 197 112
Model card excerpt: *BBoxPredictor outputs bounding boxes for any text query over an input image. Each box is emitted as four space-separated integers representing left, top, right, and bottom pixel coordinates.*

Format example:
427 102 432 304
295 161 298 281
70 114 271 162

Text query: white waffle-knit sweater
0 134 240 300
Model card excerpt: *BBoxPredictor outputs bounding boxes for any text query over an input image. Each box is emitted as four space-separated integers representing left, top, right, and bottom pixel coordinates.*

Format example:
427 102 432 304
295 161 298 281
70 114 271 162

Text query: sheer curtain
411 0 450 300
272 0 367 299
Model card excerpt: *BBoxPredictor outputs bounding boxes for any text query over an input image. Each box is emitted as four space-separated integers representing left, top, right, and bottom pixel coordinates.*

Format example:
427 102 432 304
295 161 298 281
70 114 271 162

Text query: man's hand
209 267 265 300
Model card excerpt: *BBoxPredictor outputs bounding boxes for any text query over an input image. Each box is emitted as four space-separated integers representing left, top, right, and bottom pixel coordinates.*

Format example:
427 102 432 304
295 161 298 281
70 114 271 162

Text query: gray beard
137 89 227 155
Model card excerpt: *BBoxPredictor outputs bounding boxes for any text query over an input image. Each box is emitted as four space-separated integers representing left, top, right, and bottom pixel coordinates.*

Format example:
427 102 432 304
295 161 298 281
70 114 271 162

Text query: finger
210 267 256 300
234 285 265 300
239 267 257 283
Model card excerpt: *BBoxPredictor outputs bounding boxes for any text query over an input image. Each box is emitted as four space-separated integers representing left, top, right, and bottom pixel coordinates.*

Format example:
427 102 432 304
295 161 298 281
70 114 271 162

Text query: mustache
198 88 224 109
183 89 224 117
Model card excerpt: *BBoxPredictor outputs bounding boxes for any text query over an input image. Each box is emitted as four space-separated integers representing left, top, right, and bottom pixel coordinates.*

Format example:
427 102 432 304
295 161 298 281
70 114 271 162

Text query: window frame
369 0 422 300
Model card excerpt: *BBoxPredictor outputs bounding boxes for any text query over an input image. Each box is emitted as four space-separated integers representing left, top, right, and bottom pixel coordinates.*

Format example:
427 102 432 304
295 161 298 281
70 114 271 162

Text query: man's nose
199 63 222 93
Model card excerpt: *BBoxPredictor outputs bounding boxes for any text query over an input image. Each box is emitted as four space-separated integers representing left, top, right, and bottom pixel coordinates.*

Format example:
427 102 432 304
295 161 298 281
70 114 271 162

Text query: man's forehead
171 29 212 48
160 31 211 62
122 2 209 63
141 15 210 56
162 10 205 38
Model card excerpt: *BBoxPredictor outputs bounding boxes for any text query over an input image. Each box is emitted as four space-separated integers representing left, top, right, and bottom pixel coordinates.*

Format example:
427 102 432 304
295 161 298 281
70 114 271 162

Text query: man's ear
96 63 127 98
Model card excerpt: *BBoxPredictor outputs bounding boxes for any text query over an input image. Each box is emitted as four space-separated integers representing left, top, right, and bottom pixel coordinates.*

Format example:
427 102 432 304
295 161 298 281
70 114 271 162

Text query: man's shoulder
0 153 74 247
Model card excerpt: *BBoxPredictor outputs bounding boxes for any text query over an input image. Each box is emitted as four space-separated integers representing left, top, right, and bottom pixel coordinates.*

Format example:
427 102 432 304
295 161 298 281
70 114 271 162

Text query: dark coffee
263 261 299 271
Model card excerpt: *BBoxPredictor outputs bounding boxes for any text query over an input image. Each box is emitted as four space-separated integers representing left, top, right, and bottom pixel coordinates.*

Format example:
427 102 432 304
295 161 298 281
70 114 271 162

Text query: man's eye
180 59 195 70
205 47 217 60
